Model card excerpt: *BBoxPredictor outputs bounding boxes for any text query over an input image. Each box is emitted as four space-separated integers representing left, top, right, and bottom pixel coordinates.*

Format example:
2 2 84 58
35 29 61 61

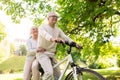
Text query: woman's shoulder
27 37 33 43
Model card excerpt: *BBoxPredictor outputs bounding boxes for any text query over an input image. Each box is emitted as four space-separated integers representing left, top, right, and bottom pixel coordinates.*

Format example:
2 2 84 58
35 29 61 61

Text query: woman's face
31 27 38 36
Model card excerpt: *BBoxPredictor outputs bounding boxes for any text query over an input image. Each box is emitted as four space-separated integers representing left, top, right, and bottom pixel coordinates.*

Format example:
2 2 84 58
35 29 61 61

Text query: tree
56 0 120 66
0 0 54 26
10 43 15 55
0 0 120 68
0 21 6 42
19 45 27 56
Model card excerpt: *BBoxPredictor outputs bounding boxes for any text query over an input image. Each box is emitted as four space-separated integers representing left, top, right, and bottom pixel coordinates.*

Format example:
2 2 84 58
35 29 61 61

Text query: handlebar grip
55 40 64 43
55 40 83 49
70 41 83 49
55 40 58 42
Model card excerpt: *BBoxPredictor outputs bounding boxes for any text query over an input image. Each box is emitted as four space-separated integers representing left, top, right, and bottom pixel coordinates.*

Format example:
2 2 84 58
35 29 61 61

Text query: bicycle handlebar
55 40 83 49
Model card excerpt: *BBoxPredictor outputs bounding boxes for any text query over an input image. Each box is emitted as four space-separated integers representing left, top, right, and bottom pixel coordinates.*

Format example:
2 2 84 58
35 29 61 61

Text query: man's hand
55 38 64 43
50 37 64 43
37 47 46 53
70 41 83 49
50 38 56 42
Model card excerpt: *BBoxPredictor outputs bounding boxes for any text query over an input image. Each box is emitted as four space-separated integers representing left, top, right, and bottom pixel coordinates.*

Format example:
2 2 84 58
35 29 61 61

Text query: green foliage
1 0 120 69
1 69 120 80
19 45 27 55
57 0 119 37
56 40 81 62
10 43 15 54
0 56 25 73
56 43 68 59
0 45 6 61
56 0 120 68
0 40 10 62
0 21 6 42
89 42 120 69
0 0 53 24
0 53 4 62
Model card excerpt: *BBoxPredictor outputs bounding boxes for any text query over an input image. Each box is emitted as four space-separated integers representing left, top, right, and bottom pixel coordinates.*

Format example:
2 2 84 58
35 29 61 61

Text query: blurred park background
0 0 120 80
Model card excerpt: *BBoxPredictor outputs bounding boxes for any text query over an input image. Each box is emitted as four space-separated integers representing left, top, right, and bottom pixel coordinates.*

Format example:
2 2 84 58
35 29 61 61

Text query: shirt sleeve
39 25 53 41
59 28 73 43
26 39 37 55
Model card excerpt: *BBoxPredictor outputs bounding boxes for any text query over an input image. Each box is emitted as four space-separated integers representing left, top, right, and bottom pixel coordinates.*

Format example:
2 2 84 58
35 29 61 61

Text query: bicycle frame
52 41 105 80
53 53 78 80
38 41 104 80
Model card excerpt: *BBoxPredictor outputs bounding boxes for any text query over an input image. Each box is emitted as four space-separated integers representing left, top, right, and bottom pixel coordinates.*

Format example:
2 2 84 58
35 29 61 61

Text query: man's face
48 15 58 24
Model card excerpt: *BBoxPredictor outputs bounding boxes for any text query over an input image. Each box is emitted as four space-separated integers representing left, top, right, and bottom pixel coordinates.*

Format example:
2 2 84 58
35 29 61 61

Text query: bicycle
51 41 105 80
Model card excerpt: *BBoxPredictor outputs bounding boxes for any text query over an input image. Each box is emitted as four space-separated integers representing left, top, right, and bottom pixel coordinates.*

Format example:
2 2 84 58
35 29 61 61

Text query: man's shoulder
55 26 62 31
39 24 48 29
40 23 47 27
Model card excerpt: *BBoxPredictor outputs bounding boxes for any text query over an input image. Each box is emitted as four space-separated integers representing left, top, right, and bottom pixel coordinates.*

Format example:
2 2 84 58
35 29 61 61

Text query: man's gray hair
47 12 58 18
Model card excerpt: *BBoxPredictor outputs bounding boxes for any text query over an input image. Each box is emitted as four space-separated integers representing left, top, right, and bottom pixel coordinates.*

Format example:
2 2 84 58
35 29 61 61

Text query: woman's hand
37 47 46 53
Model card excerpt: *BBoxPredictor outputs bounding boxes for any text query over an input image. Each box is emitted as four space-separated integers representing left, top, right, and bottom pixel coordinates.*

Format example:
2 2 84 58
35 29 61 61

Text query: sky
0 11 33 41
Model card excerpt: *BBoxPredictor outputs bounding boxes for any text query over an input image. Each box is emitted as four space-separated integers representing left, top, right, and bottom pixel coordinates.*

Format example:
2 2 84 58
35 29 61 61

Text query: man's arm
39 25 53 42
59 28 73 43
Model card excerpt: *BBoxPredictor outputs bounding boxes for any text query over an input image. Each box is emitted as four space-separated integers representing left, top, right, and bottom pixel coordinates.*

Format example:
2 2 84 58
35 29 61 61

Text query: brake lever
76 44 83 49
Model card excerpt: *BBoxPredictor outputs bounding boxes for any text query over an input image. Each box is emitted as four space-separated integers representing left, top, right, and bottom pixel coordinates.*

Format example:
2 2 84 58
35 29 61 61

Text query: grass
0 55 25 73
96 69 120 80
0 73 23 80
0 56 120 80
0 69 120 80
